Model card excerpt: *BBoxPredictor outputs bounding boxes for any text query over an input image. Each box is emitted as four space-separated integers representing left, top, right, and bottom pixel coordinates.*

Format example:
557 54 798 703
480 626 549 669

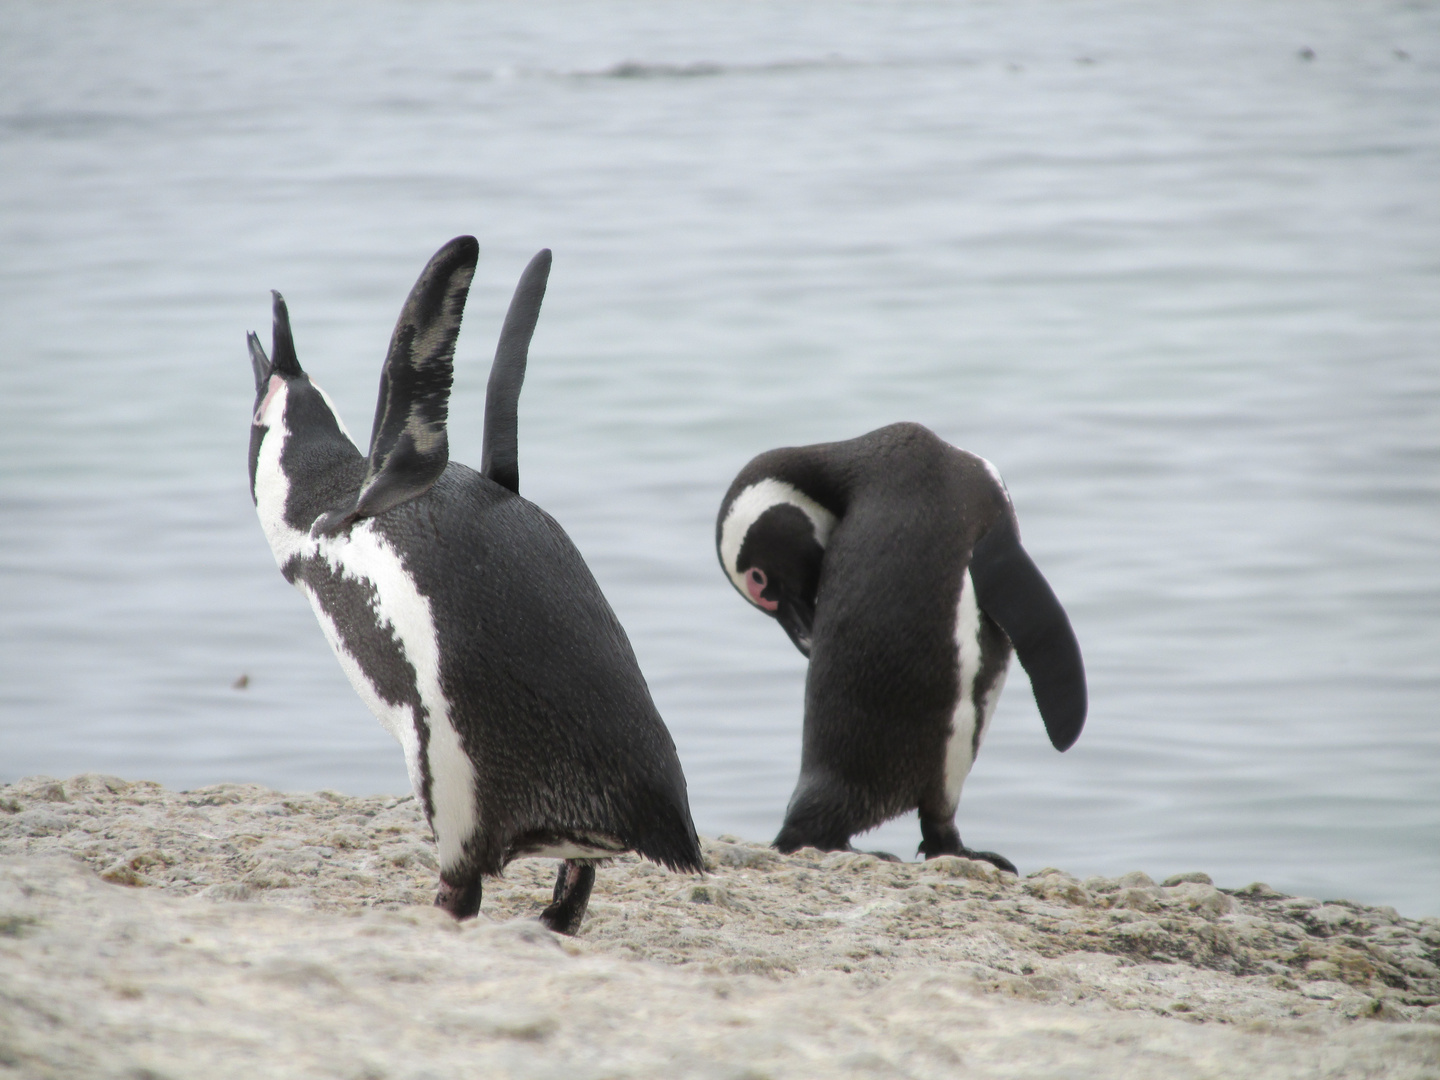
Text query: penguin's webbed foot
859 848 902 863
435 872 482 920
959 848 1018 875
540 859 595 936
918 818 1018 875
918 841 1017 875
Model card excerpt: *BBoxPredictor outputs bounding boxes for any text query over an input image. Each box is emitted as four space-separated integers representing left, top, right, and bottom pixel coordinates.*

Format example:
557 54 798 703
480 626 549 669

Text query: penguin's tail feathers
634 825 706 875
627 785 706 875
969 516 1088 752
641 844 706 876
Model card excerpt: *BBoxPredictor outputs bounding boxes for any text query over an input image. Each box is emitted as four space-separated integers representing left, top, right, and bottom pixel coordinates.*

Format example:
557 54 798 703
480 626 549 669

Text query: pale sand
2 774 1438 1079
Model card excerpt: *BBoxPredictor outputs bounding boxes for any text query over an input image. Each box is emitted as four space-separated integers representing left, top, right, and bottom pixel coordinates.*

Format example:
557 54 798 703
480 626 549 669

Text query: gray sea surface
2 1 1437 916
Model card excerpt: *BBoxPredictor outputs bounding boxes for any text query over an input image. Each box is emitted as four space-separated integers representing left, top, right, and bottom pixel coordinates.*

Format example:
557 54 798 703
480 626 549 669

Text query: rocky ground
2 773 1438 1079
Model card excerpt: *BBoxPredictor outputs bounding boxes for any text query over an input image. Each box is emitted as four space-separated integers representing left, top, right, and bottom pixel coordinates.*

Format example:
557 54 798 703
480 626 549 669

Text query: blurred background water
2 0 1437 915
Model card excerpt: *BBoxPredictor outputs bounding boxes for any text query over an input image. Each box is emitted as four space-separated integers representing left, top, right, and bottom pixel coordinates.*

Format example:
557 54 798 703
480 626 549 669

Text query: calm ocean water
2 1 1437 915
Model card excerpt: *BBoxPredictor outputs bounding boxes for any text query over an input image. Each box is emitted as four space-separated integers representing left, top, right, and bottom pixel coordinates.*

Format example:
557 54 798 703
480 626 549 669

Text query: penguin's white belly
295 521 480 875
942 569 1009 811
519 840 628 861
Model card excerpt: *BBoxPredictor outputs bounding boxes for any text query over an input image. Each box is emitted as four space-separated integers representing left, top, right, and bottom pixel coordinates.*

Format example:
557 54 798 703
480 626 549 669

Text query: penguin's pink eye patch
745 567 779 611
254 374 286 426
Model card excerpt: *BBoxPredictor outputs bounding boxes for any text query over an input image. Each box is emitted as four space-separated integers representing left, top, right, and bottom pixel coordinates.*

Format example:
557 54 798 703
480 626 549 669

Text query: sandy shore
2 774 1438 1079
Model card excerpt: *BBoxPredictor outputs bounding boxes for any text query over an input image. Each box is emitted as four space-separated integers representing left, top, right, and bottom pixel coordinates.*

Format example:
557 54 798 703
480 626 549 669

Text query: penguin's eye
744 567 779 611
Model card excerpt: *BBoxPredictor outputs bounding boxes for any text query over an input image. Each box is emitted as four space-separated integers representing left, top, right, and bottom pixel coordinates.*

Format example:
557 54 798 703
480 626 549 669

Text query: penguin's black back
808 427 1007 815
361 463 700 877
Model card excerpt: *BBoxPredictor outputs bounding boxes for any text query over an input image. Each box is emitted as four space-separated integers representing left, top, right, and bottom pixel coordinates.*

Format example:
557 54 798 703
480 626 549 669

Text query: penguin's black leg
434 871 483 920
918 810 1017 875
774 771 865 854
918 813 964 858
539 860 595 936
774 810 900 862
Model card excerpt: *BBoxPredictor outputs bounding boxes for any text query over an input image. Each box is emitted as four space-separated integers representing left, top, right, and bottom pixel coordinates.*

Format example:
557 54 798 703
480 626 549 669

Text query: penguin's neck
764 446 853 519
252 381 365 569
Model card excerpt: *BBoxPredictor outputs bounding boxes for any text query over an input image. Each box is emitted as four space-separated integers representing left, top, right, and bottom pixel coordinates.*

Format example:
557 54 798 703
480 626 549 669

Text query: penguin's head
247 291 355 506
717 478 837 656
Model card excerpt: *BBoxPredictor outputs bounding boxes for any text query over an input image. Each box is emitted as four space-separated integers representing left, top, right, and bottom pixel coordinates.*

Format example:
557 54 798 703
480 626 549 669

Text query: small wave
597 60 727 79
0 110 150 139
453 54 983 84
579 55 860 80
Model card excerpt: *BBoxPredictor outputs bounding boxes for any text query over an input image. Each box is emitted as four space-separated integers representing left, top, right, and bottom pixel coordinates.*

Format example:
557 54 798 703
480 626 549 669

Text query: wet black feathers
482 248 551 494
393 471 703 875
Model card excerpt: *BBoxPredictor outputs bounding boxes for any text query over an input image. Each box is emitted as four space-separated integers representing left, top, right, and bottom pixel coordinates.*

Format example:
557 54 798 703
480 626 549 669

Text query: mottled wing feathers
969 517 1088 752
482 249 552 494
315 236 479 536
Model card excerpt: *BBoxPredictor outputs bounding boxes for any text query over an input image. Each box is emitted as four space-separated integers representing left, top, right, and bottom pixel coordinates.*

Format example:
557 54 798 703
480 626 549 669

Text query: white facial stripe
718 478 836 601
307 521 478 873
252 381 311 568
254 373 286 426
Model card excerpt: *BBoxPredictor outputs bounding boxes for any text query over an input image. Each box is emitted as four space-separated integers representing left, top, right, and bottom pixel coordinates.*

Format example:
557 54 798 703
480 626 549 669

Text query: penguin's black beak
248 332 272 395
776 595 815 658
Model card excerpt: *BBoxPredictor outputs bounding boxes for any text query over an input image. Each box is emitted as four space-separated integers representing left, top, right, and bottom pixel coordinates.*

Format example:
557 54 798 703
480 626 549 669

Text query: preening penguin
248 237 703 933
716 422 1086 873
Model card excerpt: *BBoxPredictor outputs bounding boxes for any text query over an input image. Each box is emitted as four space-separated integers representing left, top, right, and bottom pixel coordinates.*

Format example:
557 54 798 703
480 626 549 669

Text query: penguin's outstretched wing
481 249 552 494
314 236 478 536
969 517 1087 751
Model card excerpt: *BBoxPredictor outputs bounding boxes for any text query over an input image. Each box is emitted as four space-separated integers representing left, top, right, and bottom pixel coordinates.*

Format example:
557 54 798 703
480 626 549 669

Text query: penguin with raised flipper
716 422 1086 873
248 237 703 932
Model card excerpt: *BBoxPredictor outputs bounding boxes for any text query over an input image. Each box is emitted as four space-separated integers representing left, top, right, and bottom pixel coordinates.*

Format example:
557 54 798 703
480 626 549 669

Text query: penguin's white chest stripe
303 522 478 873
253 403 476 873
942 570 1008 811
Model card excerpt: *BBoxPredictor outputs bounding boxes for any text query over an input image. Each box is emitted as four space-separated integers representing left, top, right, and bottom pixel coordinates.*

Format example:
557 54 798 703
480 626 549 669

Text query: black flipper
481 249 552 494
313 236 479 537
969 517 1087 752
